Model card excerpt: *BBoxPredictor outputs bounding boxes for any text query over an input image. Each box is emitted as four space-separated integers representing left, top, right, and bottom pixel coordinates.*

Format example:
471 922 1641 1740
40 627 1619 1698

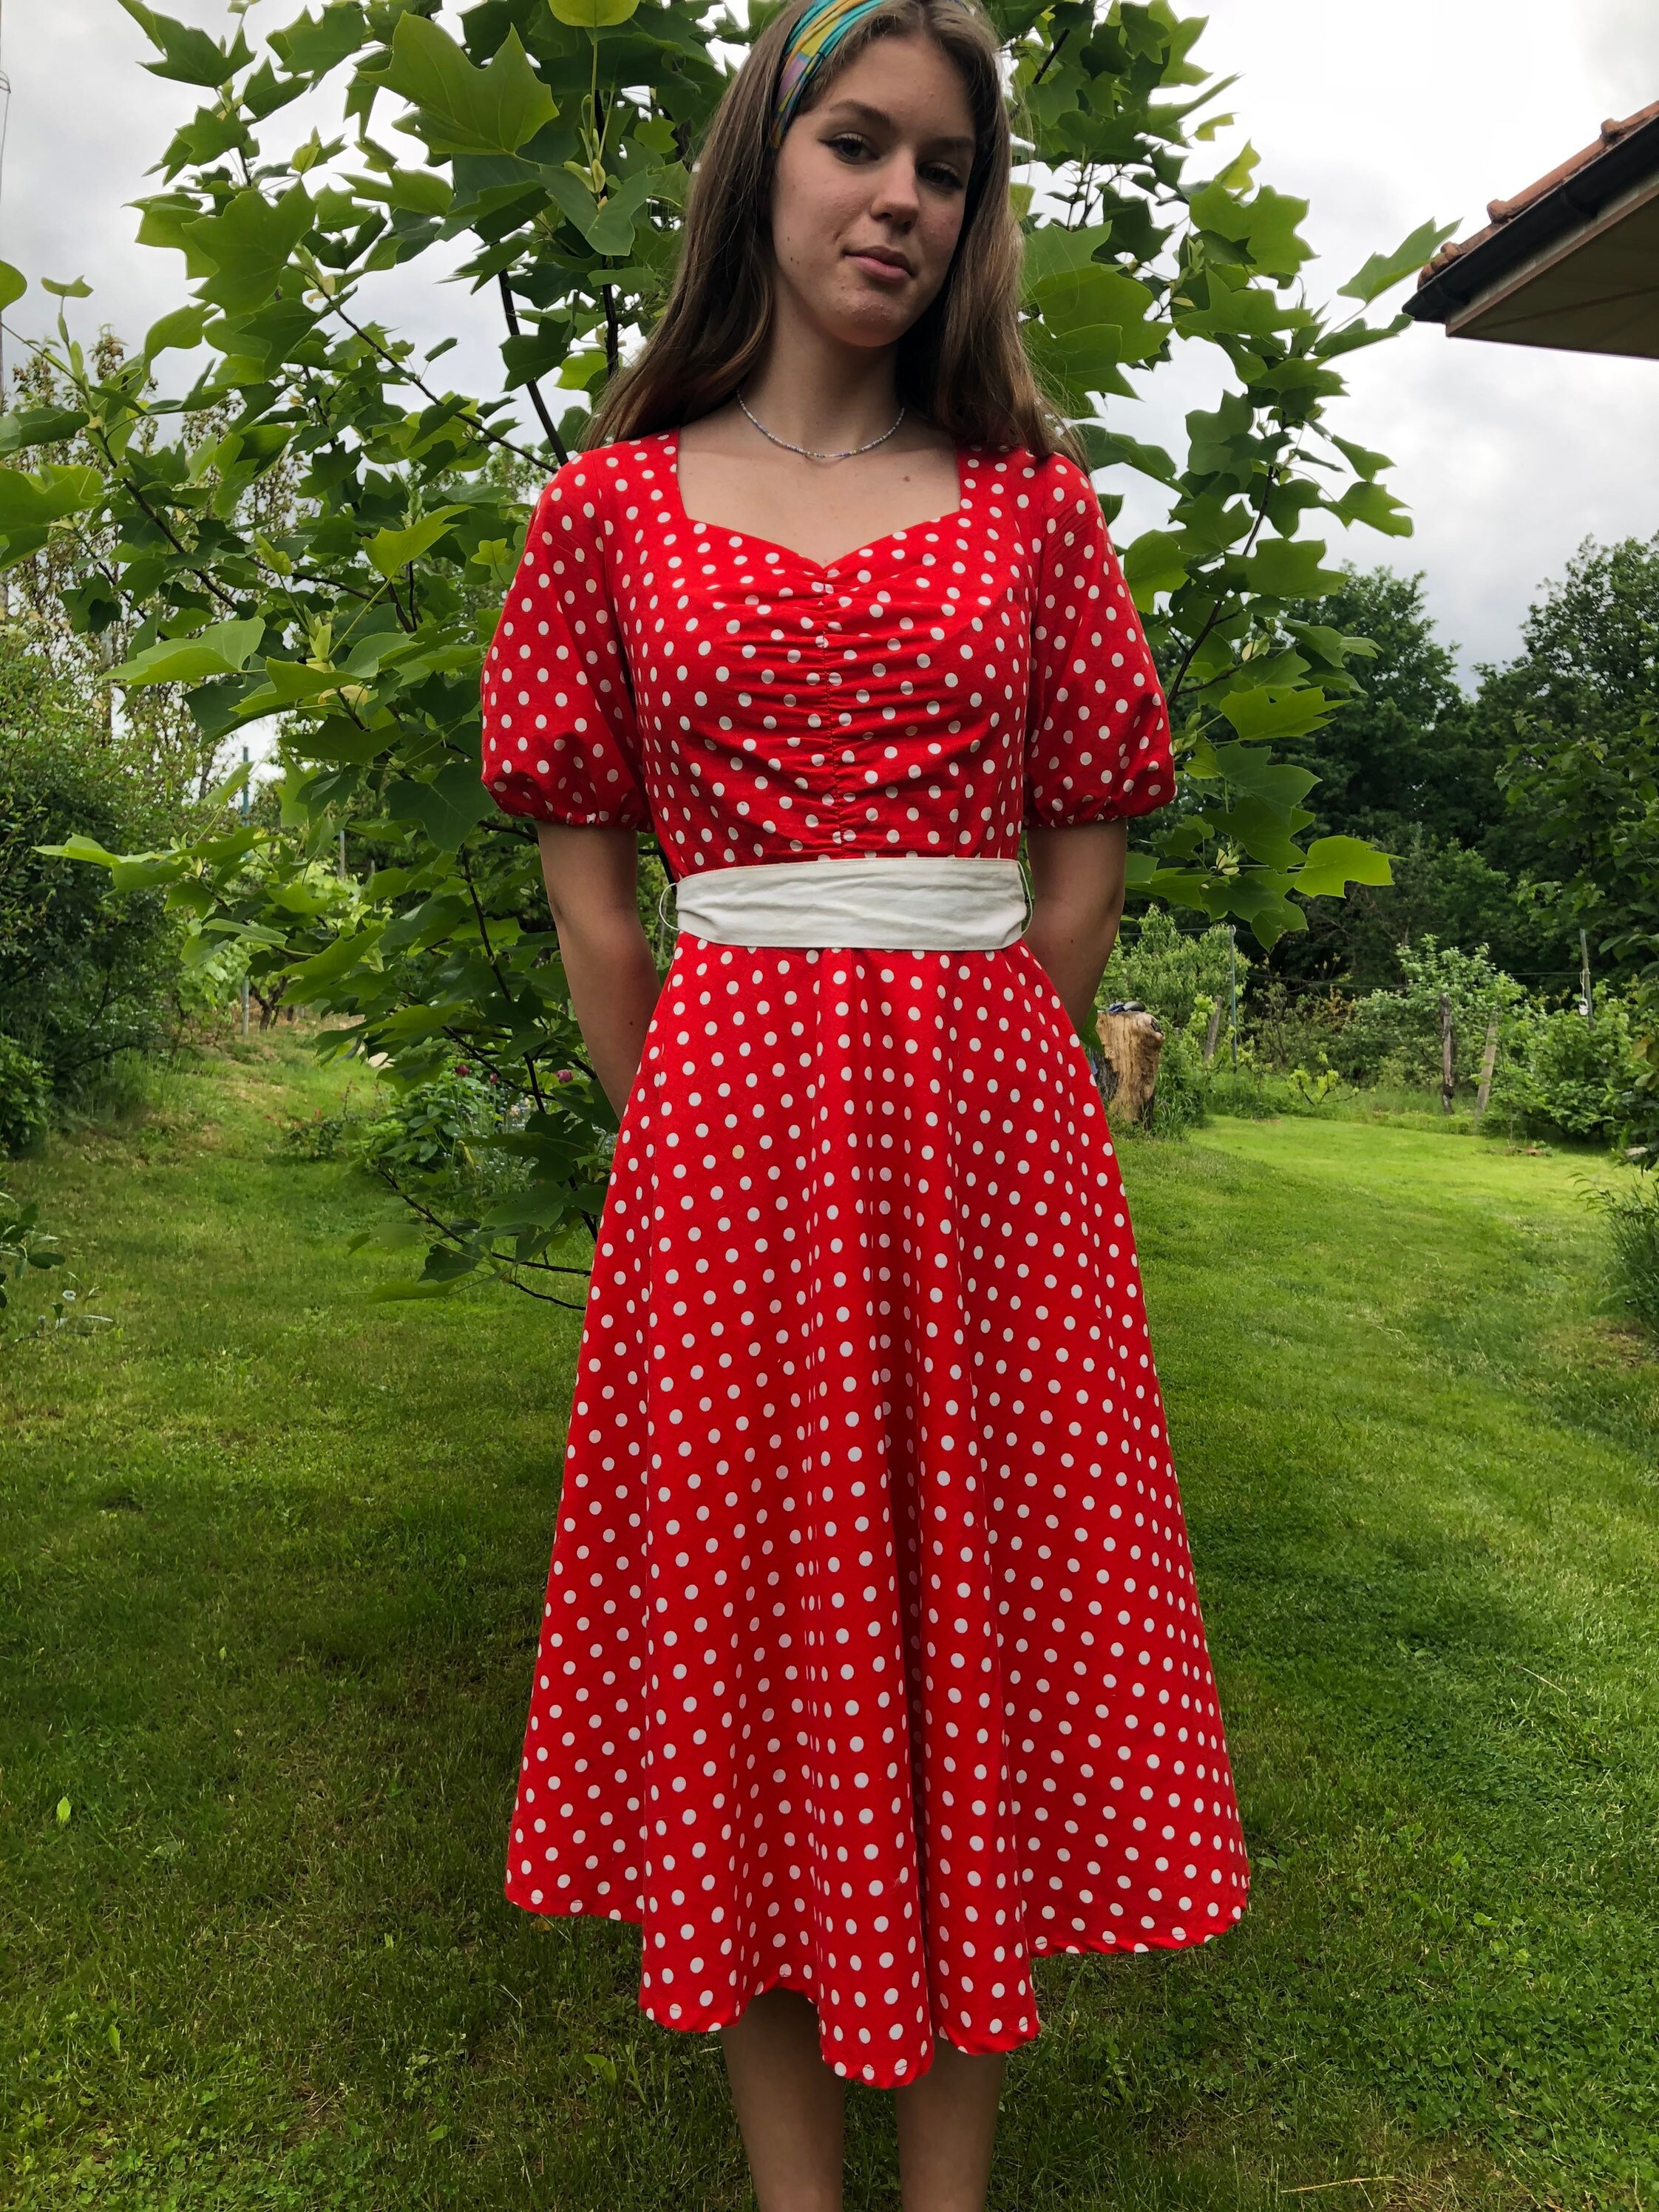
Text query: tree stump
1095 1003 1165 1127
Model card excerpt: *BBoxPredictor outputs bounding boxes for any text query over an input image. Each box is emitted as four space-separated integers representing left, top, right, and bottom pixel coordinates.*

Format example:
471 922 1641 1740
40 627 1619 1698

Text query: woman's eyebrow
816 98 975 154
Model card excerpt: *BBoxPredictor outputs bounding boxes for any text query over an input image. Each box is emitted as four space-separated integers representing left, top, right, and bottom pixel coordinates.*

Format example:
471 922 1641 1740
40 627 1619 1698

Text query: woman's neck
739 307 903 454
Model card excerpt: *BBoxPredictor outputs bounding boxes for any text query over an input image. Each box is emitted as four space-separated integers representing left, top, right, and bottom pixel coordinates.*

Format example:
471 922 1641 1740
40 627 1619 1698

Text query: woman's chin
812 288 924 353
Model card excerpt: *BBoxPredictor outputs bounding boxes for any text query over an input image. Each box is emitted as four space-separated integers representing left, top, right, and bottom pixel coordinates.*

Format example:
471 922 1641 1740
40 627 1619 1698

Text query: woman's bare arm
535 822 665 1120
1022 818 1129 1038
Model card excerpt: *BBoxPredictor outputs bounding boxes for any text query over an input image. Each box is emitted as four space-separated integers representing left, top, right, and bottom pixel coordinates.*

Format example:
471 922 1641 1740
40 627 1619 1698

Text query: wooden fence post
1474 1014 1500 1115
1439 991 1455 1115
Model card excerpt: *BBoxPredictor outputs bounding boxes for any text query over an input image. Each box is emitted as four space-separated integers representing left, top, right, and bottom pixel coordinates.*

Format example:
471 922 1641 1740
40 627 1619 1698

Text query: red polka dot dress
479 428 1249 2086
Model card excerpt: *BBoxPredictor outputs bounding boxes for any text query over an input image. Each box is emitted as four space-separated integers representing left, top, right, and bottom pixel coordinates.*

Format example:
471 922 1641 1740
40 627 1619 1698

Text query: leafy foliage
1261 569 1564 993
1099 901 1242 1034
1588 1172 1659 1337
0 0 1440 1289
0 1037 52 1158
0 1187 107 1343
1482 535 1659 1155
1340 936 1524 1096
0 662 184 1110
1489 997 1644 1146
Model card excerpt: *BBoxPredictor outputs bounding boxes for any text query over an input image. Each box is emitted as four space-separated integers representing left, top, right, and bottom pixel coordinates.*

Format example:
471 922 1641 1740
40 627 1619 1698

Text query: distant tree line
1262 536 1659 1020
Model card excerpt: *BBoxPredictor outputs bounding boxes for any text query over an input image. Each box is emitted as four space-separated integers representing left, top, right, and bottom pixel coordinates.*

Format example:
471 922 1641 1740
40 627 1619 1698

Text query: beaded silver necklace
736 385 906 463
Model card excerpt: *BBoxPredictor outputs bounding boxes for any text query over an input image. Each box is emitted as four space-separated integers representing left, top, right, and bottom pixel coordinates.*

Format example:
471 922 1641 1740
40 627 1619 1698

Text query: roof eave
1407 106 1659 330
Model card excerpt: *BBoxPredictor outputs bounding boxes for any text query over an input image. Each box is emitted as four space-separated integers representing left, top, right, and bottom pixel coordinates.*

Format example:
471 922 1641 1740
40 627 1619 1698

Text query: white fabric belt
668 856 1032 951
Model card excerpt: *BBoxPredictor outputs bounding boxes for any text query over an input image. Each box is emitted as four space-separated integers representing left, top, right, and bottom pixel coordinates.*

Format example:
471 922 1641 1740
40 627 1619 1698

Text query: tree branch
497 273 568 466
329 300 551 472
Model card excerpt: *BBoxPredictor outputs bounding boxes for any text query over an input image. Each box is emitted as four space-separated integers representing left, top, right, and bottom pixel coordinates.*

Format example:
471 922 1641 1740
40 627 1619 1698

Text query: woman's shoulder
531 431 677 519
968 440 1096 505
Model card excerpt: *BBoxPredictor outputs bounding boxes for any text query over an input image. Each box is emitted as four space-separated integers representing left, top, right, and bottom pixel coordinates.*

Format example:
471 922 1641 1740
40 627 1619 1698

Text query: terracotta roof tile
1419 98 1659 282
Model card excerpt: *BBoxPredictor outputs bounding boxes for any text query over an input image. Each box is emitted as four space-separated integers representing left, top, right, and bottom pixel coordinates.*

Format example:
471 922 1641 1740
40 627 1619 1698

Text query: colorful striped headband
768 0 974 152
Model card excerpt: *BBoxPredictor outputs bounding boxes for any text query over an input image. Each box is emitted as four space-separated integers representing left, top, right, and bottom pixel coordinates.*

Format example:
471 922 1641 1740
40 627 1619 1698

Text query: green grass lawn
2 1034 1657 2212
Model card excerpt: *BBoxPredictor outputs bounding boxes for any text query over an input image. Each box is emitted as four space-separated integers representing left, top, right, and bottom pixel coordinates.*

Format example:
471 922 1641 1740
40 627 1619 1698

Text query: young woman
480 0 1249 2203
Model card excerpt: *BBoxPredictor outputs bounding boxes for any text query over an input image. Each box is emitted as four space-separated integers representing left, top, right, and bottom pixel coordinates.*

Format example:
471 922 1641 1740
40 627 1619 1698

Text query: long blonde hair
583 0 1079 461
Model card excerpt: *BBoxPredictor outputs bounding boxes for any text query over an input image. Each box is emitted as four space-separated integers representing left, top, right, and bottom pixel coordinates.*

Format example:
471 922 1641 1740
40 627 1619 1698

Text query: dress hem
502 1876 1246 2089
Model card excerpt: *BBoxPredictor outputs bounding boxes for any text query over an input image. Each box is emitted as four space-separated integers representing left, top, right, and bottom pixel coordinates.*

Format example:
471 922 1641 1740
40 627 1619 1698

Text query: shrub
1491 997 1643 1144
1102 906 1246 1037
1588 1175 1659 1339
361 1065 514 1185
0 660 181 1113
1245 979 1356 1079
0 1037 51 1156
279 1107 369 1163
1344 937 1526 1093
1144 1022 1212 1135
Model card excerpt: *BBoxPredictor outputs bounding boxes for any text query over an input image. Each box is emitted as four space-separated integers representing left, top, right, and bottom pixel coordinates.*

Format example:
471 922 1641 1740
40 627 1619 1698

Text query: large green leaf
1293 835 1396 896
1121 528 1192 603
285 920 386 991
1029 263 1164 361
1200 795 1305 869
268 2 369 79
1219 684 1331 742
1202 740 1319 810
1329 432 1391 483
1340 217 1460 305
0 463 103 564
143 305 209 357
1232 537 1345 600
549 0 640 23
0 407 89 455
1329 478 1414 538
366 505 467 577
586 169 661 258
183 185 315 314
0 260 26 310
118 0 252 86
1175 265 1303 345
1020 222 1114 294
379 18 554 158
384 762 498 852
1188 180 1313 280
262 657 350 704
111 617 266 687
1075 426 1180 486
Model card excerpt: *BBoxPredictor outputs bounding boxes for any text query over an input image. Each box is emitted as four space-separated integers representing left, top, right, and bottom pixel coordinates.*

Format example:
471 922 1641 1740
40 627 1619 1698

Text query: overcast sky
4 0 1658 685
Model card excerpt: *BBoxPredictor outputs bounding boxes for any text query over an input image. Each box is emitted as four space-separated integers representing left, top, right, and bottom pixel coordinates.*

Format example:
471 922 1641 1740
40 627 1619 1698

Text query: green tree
1277 568 1491 849
3 334 302 810
1478 535 1659 1149
1266 567 1557 990
0 0 1443 1293
0 654 182 1108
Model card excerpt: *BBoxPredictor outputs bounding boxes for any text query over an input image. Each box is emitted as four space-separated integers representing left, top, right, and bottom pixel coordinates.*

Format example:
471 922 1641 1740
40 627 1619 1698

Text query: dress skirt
503 929 1250 2087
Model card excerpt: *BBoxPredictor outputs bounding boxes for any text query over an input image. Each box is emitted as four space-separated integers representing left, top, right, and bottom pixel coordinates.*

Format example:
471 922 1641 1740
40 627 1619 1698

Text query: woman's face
769 31 977 353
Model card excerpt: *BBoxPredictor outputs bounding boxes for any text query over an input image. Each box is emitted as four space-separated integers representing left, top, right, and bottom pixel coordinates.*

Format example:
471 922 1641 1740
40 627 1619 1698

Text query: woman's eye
822 134 964 189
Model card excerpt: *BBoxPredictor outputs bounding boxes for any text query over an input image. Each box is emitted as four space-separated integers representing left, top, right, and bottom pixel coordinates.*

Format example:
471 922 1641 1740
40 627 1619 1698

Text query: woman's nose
867 155 921 222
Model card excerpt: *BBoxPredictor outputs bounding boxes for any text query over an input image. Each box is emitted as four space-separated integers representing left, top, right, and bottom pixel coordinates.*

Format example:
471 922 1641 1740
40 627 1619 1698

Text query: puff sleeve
1022 454 1175 827
479 458 648 828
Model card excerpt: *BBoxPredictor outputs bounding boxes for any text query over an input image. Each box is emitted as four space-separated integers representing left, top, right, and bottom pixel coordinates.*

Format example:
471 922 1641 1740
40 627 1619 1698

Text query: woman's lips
847 251 911 285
